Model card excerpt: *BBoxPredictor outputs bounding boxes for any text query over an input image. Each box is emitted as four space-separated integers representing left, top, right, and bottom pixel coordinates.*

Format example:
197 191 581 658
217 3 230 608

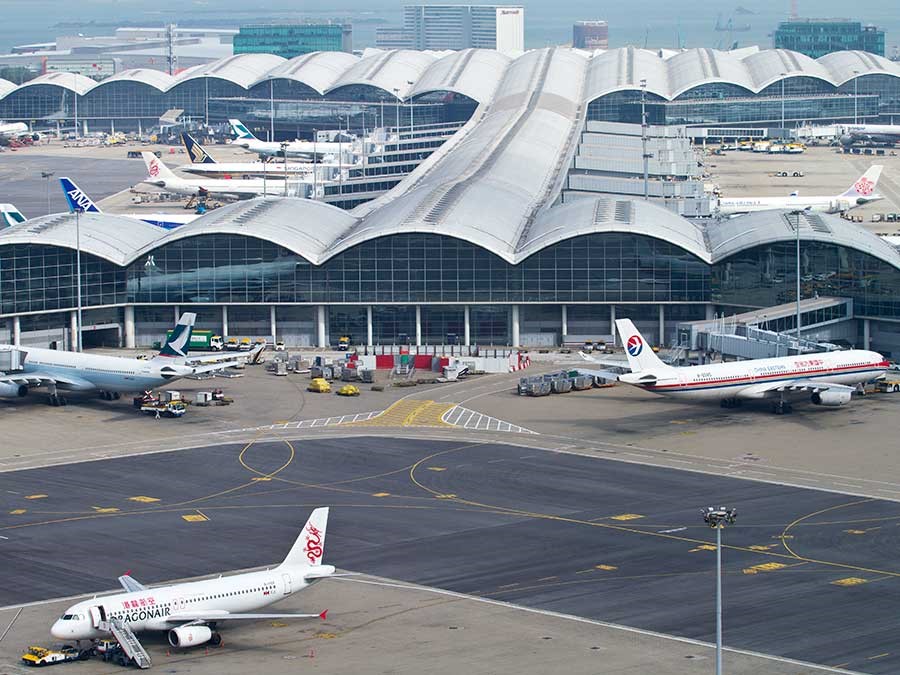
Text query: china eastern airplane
180 132 316 179
839 124 900 146
229 119 343 160
140 152 292 200
51 508 332 655
59 177 196 229
582 319 889 414
715 165 883 215
0 312 261 406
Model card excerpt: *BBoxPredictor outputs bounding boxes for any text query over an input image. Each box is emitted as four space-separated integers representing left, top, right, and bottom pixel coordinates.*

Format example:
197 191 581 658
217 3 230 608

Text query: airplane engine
811 390 852 407
0 382 27 398
168 625 212 647
31 132 40 142
839 134 855 146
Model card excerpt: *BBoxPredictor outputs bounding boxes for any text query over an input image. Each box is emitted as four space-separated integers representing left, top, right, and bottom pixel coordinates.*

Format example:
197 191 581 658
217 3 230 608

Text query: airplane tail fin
614 319 669 373
840 165 882 200
59 177 101 214
141 152 177 181
0 203 26 228
155 312 196 359
280 507 328 568
181 132 216 164
229 119 257 140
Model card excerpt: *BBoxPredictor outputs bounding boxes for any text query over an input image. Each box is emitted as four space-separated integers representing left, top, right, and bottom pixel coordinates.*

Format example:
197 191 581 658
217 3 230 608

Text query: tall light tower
702 506 738 675
640 79 650 201
853 70 860 124
165 24 177 76
780 73 786 132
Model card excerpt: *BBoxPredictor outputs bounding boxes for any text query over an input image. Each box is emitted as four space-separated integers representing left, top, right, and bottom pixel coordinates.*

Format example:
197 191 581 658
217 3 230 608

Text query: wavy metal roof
89 68 176 92
409 48 511 102
175 53 286 89
258 51 358 94
0 79 16 98
16 72 96 95
326 49 437 98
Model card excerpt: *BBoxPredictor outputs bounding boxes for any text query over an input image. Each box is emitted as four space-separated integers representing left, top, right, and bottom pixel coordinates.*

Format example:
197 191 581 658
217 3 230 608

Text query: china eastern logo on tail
626 335 643 357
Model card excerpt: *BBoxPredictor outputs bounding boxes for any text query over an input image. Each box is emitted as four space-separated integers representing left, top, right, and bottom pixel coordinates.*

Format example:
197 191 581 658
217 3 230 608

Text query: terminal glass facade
233 24 351 59
774 20 884 58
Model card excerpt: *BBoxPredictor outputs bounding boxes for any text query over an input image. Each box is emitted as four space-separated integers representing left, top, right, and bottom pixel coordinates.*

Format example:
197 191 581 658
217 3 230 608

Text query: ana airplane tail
229 119 257 141
614 319 669 373
181 132 216 164
840 165 882 200
59 177 101 213
155 312 196 359
141 152 177 182
280 507 329 568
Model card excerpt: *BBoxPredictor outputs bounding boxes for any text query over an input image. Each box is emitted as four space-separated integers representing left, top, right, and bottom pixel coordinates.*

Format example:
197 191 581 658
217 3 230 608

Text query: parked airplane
180 132 315 178
228 119 343 160
140 152 297 200
0 312 260 406
50 508 331 654
714 165 883 215
59 177 196 229
839 124 900 146
0 120 38 140
582 319 889 414
0 203 25 228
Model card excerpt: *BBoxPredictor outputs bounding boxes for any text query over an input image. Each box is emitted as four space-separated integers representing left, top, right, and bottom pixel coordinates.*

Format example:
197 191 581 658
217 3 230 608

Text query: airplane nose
50 622 65 639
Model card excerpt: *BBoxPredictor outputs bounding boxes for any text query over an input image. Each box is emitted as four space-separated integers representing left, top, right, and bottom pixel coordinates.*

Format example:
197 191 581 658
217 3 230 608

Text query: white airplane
0 120 37 140
229 119 344 160
180 132 316 179
582 319 889 414
0 312 261 406
715 166 883 215
0 203 25 228
60 177 196 230
839 124 900 146
50 508 332 654
140 152 297 200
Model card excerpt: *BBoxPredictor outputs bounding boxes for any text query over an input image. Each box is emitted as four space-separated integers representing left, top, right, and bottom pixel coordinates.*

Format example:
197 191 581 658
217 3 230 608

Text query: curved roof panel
409 49 511 103
326 49 437 98
742 49 832 89
0 78 17 98
584 47 669 102
16 72 96 95
818 50 900 85
707 210 900 268
176 53 286 89
90 68 175 92
667 49 755 98
0 212 164 266
259 51 359 93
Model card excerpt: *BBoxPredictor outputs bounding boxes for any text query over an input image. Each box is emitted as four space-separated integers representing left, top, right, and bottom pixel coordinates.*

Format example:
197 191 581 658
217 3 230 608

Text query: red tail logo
854 177 874 196
304 523 323 564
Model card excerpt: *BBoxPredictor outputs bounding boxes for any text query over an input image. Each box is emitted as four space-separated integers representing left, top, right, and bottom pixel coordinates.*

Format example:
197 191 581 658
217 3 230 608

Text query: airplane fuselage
715 195 875 215
622 350 888 401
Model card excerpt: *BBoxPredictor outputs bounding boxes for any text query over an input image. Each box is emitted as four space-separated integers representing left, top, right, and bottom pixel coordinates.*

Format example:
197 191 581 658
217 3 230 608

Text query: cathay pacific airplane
0 312 260 406
59 177 196 230
228 119 343 160
583 319 889 414
715 166 883 216
50 508 332 659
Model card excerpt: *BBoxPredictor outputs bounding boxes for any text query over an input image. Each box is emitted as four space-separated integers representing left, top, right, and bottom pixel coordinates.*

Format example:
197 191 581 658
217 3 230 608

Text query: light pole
72 74 79 140
269 78 275 142
392 87 401 135
640 79 649 201
780 72 786 132
853 70 859 124
702 506 737 675
407 80 415 136
41 171 54 215
791 210 802 346
280 142 288 196
312 128 318 199
74 207 83 352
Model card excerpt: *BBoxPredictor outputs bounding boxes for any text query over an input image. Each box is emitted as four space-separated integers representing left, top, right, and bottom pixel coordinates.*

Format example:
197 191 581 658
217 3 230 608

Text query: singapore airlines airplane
715 165 883 216
51 508 332 658
229 119 343 160
0 312 259 406
140 152 290 200
586 319 889 414
180 132 316 179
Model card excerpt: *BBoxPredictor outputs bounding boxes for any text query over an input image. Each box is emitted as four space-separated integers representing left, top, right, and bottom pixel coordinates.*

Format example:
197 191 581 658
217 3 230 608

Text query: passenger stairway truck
107 617 152 669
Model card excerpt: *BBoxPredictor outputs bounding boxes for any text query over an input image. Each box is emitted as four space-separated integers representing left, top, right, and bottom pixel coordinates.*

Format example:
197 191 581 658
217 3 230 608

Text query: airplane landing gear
771 400 793 415
99 391 121 401
47 384 67 407
209 632 222 646
720 398 742 408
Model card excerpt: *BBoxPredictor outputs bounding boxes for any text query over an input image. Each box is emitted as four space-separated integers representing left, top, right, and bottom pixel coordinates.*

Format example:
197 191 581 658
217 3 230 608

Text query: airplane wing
118 574 148 593
185 344 265 371
742 379 856 398
166 609 327 623
0 371 94 392
575 352 630 381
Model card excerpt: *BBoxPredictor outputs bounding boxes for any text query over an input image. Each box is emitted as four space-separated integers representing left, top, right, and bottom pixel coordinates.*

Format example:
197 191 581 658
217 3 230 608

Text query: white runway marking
441 406 537 434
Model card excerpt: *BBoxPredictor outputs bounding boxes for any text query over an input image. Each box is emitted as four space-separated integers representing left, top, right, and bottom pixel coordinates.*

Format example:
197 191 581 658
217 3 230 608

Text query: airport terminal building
1 48 899 355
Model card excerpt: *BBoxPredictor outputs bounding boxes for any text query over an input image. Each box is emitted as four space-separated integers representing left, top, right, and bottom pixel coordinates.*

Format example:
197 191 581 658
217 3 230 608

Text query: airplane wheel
59 397 67 406
113 392 121 400
210 632 222 646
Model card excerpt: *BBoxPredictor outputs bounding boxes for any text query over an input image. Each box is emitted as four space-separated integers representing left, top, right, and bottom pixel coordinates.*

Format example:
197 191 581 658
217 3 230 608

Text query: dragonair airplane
51 508 332 654
0 312 261 406
140 152 286 200
583 319 889 414
228 119 343 160
180 132 315 178
59 177 196 229
715 166 883 215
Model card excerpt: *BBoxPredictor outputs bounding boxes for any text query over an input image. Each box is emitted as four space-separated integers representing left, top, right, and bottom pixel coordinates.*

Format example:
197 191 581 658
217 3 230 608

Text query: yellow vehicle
224 337 239 351
308 378 332 393
239 337 252 351
337 384 361 396
337 336 351 351
22 645 90 666
876 379 900 393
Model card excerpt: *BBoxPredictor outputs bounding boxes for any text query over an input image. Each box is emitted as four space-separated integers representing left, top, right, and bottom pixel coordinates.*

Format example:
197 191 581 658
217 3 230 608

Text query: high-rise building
374 27 415 50
573 21 608 50
773 19 884 58
375 5 523 53
233 23 352 59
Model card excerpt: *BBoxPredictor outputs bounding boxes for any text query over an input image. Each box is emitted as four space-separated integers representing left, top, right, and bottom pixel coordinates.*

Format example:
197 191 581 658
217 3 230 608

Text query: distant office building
774 19 884 58
375 27 415 50
233 24 352 59
389 5 523 52
573 21 608 50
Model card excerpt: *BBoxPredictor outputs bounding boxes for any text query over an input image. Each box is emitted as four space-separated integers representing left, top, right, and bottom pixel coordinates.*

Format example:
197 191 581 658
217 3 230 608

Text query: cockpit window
61 614 74 620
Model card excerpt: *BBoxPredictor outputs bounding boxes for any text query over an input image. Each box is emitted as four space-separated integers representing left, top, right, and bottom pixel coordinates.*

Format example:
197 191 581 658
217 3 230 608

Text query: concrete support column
511 304 520 347
658 304 665 347
12 316 20 346
561 304 568 345
610 305 616 346
174 305 180 323
705 304 715 321
316 305 327 348
222 305 229 338
415 305 422 346
862 318 871 350
366 306 373 347
69 310 78 352
124 305 135 349
463 305 470 347
269 305 277 342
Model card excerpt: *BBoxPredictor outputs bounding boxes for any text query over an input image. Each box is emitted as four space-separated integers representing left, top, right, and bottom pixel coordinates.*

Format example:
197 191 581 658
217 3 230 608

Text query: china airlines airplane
585 319 889 414
50 508 332 659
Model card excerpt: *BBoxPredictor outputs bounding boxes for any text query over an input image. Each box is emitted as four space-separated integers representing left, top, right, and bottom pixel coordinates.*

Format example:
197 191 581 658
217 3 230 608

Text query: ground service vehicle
308 378 331 393
337 336 351 351
165 329 223 351
337 384 361 396
239 337 252 351
22 645 91 666
225 337 239 350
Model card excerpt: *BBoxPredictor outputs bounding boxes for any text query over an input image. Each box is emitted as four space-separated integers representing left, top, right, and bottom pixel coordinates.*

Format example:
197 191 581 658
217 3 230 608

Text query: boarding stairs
109 617 152 669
